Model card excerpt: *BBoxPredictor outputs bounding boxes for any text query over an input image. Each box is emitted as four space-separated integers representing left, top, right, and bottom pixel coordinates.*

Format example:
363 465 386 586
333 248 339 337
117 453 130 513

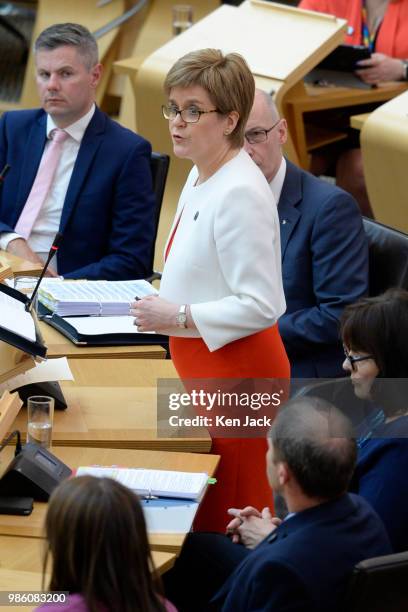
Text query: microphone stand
25 232 63 312
18 232 67 410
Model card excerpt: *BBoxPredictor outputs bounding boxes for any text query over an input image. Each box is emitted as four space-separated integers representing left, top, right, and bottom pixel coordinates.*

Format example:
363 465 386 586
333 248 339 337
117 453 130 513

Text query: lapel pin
194 211 199 221
282 219 287 225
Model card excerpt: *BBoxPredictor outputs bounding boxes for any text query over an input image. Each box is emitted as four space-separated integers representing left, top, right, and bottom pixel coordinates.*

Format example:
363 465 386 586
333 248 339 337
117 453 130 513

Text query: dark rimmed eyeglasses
343 348 374 372
244 118 281 144
162 105 219 123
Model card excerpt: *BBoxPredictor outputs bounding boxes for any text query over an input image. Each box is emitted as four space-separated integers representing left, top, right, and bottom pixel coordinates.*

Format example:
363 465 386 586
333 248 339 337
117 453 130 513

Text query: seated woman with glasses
227 289 408 552
131 48 290 532
35 476 176 612
341 288 408 552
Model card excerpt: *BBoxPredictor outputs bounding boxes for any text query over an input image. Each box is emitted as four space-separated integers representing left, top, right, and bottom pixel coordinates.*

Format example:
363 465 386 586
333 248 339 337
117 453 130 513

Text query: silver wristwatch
176 304 188 328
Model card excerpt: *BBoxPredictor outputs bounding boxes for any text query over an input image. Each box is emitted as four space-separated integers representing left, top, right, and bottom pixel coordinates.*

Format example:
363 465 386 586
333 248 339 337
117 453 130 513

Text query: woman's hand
355 53 406 85
130 295 179 332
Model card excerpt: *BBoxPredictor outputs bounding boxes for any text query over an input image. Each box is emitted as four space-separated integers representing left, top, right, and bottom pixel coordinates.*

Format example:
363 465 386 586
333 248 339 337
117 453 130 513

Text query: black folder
38 304 168 347
0 283 47 358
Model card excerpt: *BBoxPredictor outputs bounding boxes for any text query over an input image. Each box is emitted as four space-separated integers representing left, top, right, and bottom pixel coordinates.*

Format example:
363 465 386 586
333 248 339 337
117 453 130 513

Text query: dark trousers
163 532 249 612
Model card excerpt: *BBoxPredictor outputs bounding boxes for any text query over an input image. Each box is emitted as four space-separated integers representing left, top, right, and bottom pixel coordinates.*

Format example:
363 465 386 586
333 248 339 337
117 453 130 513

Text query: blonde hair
164 48 255 148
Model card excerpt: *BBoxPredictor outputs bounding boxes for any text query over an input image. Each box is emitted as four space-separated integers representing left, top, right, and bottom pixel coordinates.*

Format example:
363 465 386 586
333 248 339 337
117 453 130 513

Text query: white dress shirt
269 157 286 204
0 104 95 266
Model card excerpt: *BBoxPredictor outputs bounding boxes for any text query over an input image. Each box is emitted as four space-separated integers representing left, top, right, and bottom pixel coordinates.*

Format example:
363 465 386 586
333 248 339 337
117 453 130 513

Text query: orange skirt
170 324 290 533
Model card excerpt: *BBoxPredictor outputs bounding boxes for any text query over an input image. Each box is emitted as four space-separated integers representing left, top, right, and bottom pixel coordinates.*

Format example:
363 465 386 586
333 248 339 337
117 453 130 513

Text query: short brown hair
35 23 98 70
43 476 165 612
164 48 255 148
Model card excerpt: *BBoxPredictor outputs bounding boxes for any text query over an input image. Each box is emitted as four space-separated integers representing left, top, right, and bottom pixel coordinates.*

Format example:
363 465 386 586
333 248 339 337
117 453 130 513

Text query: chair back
363 217 408 296
148 152 170 279
344 551 408 612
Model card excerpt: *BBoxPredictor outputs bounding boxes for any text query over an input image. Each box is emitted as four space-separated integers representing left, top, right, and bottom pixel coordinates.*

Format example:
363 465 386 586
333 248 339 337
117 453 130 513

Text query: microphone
25 232 63 312
0 164 10 189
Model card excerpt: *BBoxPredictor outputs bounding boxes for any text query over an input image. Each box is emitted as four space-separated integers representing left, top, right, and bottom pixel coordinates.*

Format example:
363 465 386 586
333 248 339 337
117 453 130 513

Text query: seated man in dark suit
164 397 391 612
244 90 368 377
0 23 155 280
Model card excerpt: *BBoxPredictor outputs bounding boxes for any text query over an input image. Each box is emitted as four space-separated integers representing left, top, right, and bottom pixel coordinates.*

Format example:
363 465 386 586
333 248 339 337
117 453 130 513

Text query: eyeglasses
343 348 374 372
162 105 219 123
244 119 281 144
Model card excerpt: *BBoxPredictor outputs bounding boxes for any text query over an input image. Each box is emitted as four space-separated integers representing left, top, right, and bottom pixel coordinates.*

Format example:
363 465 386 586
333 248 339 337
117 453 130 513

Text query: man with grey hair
0 23 155 279
163 397 391 611
244 90 369 378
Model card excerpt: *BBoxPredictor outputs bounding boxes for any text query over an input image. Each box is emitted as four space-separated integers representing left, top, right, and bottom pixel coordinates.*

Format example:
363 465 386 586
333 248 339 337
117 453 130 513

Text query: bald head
268 396 357 501
244 89 287 183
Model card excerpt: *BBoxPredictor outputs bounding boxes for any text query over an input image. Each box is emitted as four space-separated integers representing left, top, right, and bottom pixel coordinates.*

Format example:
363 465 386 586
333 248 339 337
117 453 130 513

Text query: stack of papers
38 279 157 317
75 467 209 501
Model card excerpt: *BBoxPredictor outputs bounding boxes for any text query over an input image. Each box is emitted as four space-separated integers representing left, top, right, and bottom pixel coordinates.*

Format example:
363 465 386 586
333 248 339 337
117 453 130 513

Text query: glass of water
27 396 54 449
14 276 39 313
172 4 193 35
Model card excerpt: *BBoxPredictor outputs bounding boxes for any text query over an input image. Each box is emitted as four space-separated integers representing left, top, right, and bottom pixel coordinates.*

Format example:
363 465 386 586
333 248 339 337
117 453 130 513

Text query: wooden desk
12 359 211 453
0 536 175 611
282 81 408 168
350 112 370 131
0 251 42 278
39 321 166 360
0 446 219 553
0 535 175 575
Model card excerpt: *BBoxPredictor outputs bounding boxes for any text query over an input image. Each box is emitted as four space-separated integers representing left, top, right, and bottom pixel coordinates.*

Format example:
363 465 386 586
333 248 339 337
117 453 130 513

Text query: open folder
40 306 168 346
0 283 47 359
37 279 168 346
75 466 209 501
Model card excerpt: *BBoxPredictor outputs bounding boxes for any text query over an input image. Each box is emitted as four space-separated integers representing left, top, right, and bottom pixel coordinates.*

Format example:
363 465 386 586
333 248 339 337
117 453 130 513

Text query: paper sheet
142 499 199 534
39 279 158 316
0 290 36 342
64 315 156 336
0 357 74 395
76 466 208 500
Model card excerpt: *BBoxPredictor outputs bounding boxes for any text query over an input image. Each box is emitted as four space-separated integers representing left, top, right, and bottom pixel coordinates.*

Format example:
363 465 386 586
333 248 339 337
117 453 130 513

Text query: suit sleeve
278 191 368 356
63 139 155 280
0 113 16 235
221 560 312 612
356 442 408 553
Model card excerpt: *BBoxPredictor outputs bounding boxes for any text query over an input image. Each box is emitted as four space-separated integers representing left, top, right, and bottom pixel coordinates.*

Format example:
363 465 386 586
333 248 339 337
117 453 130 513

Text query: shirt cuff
0 232 22 251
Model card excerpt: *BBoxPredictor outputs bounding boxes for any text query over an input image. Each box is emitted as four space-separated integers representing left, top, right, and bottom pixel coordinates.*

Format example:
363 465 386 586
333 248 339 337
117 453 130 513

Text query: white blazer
159 149 286 352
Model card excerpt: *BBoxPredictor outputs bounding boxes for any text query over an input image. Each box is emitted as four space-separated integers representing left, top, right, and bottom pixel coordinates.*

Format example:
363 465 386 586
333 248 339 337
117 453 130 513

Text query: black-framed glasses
244 118 281 144
162 105 219 123
343 348 374 372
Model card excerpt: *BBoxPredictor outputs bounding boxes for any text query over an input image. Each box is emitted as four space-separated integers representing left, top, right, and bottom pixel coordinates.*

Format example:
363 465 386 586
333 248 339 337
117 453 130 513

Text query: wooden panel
283 81 408 168
0 252 42 278
0 536 175 610
0 446 219 553
11 358 211 453
361 90 408 233
130 0 346 271
0 534 175 575
350 112 370 131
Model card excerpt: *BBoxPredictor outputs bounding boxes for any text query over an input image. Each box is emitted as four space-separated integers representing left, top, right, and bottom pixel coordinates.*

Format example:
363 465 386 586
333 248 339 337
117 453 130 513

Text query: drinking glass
27 395 54 449
172 4 193 35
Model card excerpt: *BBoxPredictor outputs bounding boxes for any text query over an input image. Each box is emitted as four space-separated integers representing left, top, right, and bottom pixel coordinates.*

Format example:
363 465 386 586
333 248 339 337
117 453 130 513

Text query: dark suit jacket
214 494 391 612
0 107 155 279
278 160 369 378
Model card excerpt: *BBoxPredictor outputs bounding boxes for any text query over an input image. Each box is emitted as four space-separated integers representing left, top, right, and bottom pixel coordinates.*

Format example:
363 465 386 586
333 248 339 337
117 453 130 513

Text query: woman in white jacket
131 49 290 532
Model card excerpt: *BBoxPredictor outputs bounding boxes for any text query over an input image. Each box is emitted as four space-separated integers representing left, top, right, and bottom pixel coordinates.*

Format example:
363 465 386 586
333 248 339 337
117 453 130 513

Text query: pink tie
15 128 69 239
